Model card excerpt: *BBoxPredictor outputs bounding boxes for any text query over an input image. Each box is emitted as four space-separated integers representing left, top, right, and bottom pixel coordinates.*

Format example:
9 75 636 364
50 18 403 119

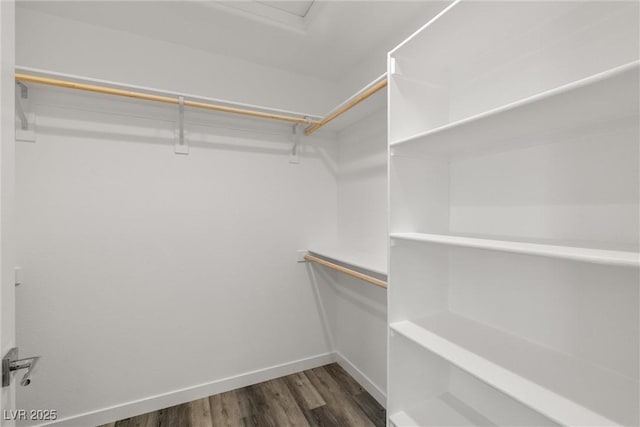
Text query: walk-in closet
0 1 637 426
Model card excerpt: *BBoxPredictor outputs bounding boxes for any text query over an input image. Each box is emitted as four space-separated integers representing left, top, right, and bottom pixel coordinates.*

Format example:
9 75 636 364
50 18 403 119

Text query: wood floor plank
210 389 245 427
226 388 251 427
105 364 385 427
188 397 213 427
353 392 385 427
113 411 157 427
258 378 310 427
323 364 363 396
158 402 190 427
114 417 137 427
237 386 264 427
244 383 280 427
303 406 341 427
283 372 326 410
144 411 159 427
304 367 375 427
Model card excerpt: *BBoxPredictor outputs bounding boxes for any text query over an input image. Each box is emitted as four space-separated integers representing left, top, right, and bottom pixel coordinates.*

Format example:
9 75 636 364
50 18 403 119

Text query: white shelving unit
387 1 639 426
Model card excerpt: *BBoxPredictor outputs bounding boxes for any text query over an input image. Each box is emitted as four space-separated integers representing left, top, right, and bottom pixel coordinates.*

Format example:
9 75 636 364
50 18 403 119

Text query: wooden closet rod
15 69 387 134
305 75 388 136
14 73 323 126
304 254 387 289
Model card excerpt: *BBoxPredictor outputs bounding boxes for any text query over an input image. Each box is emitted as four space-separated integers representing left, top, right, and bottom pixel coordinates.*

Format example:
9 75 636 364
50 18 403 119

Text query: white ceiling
257 1 315 17
16 0 448 82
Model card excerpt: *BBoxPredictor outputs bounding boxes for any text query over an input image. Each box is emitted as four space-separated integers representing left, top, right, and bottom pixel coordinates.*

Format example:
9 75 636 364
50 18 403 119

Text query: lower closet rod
304 254 387 289
14 73 322 126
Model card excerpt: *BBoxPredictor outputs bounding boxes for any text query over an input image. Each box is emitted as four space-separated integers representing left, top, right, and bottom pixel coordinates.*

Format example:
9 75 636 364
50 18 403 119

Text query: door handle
2 347 40 387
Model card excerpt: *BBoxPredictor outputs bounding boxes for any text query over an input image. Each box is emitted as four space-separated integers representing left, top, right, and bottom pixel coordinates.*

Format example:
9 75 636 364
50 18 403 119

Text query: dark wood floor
100 363 385 427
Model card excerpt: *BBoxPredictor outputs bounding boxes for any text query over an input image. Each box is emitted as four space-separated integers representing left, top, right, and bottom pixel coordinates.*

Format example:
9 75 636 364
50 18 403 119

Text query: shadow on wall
304 261 387 339
26 85 340 176
303 259 388 403
305 265 336 350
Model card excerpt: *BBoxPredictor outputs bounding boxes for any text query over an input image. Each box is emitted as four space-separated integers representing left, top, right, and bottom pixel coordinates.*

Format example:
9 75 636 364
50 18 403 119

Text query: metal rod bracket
15 82 29 131
175 95 189 155
296 250 308 262
18 81 28 99
15 82 36 142
303 116 314 134
290 119 305 164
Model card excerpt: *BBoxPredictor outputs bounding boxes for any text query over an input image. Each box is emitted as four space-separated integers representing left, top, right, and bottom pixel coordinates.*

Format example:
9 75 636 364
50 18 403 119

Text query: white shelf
388 3 639 425
308 248 387 276
390 62 639 158
391 313 639 426
389 394 479 427
390 232 639 268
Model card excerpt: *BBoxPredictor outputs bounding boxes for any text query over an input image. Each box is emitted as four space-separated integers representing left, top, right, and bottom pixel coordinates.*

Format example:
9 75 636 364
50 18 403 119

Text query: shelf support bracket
303 115 314 134
15 81 36 142
290 117 309 164
175 95 189 155
15 82 28 130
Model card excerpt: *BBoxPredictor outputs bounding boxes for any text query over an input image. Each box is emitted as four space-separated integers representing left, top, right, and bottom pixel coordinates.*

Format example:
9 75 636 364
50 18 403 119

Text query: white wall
318 109 388 405
14 4 394 424
14 85 338 425
16 8 338 116
334 2 452 102
336 110 388 255
1 0 17 422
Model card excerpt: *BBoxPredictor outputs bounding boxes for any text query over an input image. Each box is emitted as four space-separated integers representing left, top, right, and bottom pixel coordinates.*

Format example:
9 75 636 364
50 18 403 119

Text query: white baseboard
39 352 336 427
335 352 386 408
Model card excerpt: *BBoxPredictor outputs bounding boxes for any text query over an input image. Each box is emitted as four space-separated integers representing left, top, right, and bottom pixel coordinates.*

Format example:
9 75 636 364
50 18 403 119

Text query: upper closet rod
304 73 388 136
14 68 323 126
14 67 387 134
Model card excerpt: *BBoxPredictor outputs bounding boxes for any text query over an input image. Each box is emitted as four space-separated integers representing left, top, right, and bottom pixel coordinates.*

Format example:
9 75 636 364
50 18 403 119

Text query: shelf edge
390 233 639 268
